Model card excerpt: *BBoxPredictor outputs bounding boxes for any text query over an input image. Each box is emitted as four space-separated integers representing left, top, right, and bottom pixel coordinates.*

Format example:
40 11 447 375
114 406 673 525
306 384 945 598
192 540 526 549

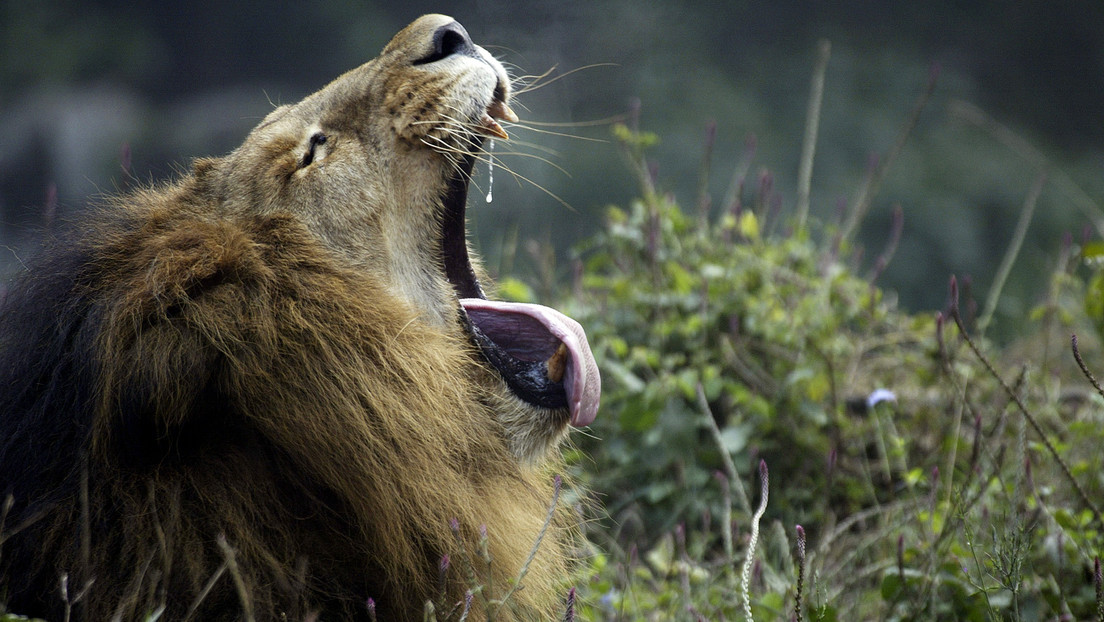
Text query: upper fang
487 100 519 123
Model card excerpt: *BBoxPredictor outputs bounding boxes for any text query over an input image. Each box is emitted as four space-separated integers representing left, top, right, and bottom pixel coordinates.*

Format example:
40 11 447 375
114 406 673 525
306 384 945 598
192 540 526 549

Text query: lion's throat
459 298 600 427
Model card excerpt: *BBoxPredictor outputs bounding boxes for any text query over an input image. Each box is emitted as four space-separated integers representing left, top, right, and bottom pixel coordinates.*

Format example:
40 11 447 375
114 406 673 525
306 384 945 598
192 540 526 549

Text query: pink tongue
459 298 600 427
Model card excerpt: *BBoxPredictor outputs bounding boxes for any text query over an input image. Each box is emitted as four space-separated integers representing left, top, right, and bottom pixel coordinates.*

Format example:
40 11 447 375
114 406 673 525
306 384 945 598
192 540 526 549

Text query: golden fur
0 15 580 620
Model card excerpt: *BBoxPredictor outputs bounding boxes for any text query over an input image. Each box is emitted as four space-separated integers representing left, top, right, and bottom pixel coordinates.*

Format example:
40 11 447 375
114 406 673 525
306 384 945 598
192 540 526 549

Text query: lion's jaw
211 14 599 460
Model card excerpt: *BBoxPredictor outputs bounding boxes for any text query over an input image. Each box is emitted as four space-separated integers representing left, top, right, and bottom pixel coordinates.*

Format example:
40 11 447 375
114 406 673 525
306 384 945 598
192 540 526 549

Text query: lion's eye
301 132 328 168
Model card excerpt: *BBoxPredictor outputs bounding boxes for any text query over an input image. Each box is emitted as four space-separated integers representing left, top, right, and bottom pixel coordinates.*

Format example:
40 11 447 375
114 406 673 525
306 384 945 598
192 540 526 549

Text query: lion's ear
188 156 223 202
192 157 220 180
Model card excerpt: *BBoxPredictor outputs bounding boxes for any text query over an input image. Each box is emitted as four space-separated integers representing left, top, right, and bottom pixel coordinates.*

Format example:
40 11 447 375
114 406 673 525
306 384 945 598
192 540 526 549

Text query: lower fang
546 343 568 383
481 114 509 140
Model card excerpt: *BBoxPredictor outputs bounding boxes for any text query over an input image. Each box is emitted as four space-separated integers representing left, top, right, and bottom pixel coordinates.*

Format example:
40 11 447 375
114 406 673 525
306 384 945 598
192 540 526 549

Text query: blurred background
2 0 1103 332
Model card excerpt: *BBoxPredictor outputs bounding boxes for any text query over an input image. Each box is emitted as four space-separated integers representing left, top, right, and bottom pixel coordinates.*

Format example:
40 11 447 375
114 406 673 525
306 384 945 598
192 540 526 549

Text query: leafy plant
558 117 1104 620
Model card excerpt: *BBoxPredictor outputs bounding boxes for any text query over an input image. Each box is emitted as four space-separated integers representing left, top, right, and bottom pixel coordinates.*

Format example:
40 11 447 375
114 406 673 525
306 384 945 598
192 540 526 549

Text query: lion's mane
0 174 569 620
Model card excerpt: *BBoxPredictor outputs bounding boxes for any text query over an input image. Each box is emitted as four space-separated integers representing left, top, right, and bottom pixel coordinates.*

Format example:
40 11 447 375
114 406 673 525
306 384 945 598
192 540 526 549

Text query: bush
560 123 1104 620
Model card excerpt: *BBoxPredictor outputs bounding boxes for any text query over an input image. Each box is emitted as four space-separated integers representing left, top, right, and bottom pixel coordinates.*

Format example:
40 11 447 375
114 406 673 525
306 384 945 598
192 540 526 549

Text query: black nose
415 22 476 65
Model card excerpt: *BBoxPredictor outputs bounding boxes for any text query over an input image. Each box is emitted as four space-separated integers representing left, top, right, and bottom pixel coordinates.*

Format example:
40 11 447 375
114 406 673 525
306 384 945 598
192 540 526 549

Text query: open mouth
438 98 599 427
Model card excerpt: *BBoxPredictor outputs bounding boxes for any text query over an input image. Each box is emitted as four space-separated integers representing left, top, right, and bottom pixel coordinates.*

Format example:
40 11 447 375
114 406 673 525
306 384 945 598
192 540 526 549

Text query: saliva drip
486 139 494 203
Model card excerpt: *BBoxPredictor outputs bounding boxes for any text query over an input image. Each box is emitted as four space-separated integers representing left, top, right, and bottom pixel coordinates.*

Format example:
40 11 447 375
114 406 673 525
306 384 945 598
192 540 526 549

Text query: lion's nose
430 21 476 61
413 20 477 65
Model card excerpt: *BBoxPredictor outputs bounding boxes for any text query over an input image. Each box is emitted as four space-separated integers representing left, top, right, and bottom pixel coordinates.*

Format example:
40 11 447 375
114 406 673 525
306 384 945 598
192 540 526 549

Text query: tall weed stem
977 173 1046 335
949 284 1102 525
741 460 769 621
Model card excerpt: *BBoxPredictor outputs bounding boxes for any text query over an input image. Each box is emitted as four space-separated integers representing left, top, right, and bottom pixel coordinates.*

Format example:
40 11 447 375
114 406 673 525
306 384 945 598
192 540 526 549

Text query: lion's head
0 15 598 620
210 13 599 460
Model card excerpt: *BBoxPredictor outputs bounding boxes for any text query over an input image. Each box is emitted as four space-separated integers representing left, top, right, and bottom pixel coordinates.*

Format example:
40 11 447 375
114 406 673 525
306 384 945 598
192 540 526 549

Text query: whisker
436 110 478 127
508 171 575 212
510 66 558 90
492 59 527 75
421 138 493 199
513 63 618 95
419 135 470 172
422 135 574 212
484 149 572 178
406 95 583 212
485 159 576 212
511 114 627 129
421 134 486 168
506 100 535 116
481 44 524 60
511 72 553 84
486 138 562 157
506 124 609 143
419 115 572 173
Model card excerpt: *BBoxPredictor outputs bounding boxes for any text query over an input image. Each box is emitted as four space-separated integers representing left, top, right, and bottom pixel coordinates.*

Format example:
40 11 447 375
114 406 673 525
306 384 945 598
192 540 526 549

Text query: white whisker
506 124 609 143
512 63 618 95
512 115 626 129
483 149 572 178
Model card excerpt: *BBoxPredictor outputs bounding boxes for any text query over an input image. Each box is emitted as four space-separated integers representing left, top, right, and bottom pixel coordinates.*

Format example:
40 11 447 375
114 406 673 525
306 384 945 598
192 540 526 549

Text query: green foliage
563 124 1104 619
572 123 916 537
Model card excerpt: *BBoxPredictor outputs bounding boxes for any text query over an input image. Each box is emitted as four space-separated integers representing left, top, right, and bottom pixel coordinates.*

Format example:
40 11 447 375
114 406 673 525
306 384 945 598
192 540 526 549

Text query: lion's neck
381 186 455 328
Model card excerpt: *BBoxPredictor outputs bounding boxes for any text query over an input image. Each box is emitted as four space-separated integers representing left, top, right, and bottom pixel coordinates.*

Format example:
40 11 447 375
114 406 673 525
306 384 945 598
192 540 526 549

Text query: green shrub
561 123 1104 620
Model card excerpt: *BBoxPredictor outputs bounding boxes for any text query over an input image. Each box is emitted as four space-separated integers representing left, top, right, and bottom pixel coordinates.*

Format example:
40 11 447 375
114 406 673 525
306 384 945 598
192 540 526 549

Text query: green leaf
618 395 660 432
1054 508 1077 530
718 424 751 455
1082 240 1104 264
496 277 534 302
644 533 675 575
739 210 760 240
810 603 839 622
880 573 903 600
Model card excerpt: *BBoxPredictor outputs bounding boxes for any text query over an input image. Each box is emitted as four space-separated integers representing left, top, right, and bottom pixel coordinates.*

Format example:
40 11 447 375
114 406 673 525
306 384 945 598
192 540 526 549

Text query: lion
0 14 599 621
